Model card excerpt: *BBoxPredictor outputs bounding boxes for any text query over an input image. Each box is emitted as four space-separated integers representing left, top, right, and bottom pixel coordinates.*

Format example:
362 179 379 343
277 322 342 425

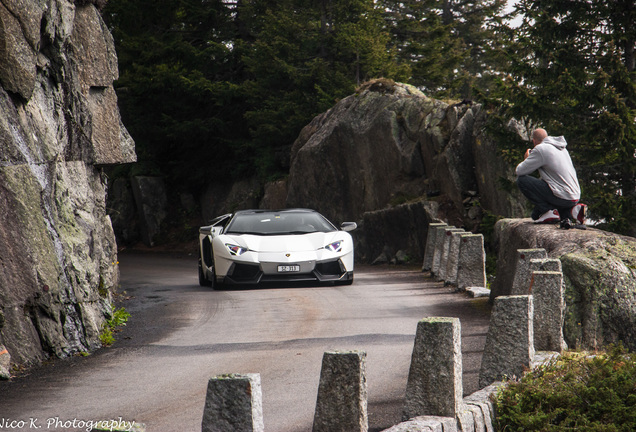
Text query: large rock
492 219 636 351
0 0 44 99
357 199 439 263
286 79 526 228
0 2 135 367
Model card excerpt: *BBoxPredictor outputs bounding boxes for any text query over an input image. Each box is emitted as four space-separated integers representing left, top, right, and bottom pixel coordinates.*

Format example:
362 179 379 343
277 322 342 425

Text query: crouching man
516 128 586 228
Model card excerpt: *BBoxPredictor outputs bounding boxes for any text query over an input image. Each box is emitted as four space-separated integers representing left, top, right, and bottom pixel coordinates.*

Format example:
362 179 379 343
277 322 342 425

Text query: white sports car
198 209 356 288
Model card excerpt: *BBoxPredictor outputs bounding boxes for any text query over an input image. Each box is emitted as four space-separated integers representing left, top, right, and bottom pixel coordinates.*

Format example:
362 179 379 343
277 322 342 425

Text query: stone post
531 271 567 352
479 295 535 388
456 234 486 290
313 350 368 432
202 373 264 432
431 226 454 277
422 222 447 272
529 258 562 273
403 317 463 421
445 232 470 287
437 228 464 282
511 249 547 295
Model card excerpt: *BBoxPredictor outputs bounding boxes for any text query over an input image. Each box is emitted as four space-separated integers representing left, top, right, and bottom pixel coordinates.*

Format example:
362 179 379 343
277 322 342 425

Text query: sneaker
535 209 560 224
571 203 587 225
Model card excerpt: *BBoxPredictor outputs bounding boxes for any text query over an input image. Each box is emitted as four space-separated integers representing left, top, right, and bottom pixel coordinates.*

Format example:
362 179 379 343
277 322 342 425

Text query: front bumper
221 258 353 285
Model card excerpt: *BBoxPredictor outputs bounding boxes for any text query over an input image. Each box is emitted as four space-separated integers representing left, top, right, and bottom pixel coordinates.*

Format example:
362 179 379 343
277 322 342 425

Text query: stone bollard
510 249 547 295
456 234 486 291
202 373 264 432
422 222 447 272
431 226 454 277
531 271 567 352
529 258 562 273
437 228 464 282
479 295 535 388
445 232 470 287
403 318 463 421
313 350 368 432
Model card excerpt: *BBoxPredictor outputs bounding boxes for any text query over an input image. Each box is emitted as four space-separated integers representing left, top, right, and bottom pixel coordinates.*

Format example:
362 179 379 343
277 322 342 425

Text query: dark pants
517 175 578 221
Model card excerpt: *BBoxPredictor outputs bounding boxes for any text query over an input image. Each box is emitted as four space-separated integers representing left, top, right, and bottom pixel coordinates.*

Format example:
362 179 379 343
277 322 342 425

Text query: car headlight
225 243 248 256
325 240 343 252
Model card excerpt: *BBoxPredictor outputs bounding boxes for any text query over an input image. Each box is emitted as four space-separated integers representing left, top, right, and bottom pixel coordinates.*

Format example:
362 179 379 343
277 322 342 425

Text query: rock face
492 219 636 351
0 1 135 367
356 199 439 264
286 80 526 231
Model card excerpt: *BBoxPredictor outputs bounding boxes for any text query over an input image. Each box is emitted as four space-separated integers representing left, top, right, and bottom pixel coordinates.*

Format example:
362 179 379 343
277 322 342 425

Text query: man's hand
524 148 532 159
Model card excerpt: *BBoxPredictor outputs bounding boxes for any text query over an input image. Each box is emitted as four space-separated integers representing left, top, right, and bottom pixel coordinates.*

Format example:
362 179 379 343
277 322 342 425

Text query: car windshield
225 211 337 235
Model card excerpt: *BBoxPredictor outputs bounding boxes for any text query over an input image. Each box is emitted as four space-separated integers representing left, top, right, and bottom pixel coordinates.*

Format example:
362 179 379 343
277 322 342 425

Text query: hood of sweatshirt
541 135 567 150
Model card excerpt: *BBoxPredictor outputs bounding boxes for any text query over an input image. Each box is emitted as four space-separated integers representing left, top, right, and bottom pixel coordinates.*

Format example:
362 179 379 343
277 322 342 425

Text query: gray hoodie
515 136 581 201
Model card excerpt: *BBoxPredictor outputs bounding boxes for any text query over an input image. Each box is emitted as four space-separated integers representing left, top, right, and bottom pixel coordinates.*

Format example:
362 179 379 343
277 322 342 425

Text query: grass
99 307 131 347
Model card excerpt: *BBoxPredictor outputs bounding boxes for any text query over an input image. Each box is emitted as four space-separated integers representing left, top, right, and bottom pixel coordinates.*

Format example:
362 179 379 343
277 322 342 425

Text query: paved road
0 253 490 432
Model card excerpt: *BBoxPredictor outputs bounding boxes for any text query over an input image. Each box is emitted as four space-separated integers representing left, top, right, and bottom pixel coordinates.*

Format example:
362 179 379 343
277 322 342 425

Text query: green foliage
100 307 131 347
103 0 510 197
485 0 636 235
99 326 115 347
495 345 636 431
380 0 507 98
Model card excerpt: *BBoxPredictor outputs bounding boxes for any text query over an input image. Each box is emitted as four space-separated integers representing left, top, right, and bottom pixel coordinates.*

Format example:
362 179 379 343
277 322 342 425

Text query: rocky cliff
492 219 636 351
285 79 526 262
0 0 135 369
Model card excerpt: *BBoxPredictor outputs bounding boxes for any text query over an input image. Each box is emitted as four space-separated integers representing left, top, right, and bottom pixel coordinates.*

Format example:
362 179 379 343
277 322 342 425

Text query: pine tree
490 0 636 235
104 0 249 191
381 0 507 98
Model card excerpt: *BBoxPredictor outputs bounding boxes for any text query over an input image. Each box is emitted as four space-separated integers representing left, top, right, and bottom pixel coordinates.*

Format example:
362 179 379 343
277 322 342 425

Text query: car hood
221 232 340 252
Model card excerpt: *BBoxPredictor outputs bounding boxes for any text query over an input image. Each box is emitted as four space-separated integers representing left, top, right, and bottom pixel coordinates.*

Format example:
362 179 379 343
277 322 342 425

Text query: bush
494 345 636 431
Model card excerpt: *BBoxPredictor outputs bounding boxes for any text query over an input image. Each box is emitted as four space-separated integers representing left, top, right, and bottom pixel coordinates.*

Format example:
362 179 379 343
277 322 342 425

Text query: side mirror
340 222 357 232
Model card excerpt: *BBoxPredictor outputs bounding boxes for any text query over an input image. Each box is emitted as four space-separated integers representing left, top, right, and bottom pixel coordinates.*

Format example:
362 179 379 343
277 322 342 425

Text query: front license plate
278 265 300 273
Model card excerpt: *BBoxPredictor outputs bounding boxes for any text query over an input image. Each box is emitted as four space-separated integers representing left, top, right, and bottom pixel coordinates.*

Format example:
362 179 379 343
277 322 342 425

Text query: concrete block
445 232 469 286
313 350 368 432
404 318 463 420
529 258 562 273
456 234 486 290
463 382 504 432
202 373 264 432
466 404 486 432
531 271 567 352
479 295 535 388
455 407 475 432
381 416 457 432
423 222 447 271
466 287 490 298
437 228 464 282
510 249 547 295
431 226 454 277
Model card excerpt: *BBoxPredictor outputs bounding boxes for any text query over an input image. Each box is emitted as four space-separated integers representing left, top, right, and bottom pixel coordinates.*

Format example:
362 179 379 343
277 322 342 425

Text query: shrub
494 345 636 431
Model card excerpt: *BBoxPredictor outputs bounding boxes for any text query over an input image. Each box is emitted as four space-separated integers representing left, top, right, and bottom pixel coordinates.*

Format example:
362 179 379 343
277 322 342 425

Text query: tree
487 0 636 235
380 0 507 98
104 0 411 189
226 0 411 178
103 0 252 193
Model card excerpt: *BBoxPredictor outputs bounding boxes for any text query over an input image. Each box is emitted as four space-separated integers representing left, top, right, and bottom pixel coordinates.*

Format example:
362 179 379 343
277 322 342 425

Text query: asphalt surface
0 252 491 432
